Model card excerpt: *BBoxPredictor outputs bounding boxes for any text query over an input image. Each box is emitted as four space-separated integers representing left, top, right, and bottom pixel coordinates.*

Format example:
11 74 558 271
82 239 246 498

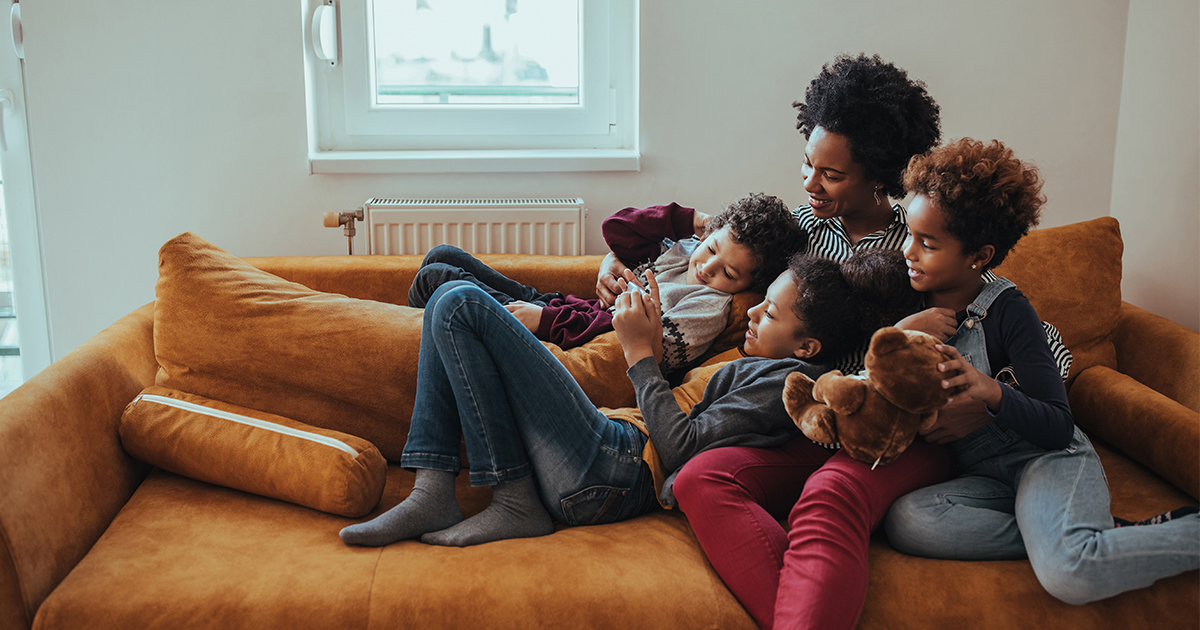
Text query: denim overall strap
944 277 1016 377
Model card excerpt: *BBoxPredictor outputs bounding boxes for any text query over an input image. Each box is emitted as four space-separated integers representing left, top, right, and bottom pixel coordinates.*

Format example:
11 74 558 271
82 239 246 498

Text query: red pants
673 437 951 630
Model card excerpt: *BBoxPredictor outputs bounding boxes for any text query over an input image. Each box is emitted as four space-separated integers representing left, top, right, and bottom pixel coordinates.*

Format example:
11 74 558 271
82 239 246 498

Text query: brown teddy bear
783 326 963 467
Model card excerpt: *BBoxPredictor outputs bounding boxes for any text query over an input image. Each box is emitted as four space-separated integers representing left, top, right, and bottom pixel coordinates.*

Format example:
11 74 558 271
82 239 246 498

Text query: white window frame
304 0 639 174
0 1 51 381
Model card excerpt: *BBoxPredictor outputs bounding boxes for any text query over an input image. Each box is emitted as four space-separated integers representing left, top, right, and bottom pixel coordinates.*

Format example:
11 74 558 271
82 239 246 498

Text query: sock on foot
339 468 462 546
420 475 554 547
1113 505 1199 528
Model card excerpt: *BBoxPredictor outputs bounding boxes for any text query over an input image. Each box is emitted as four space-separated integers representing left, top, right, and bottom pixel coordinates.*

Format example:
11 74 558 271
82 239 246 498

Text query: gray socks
421 475 554 547
339 468 462 547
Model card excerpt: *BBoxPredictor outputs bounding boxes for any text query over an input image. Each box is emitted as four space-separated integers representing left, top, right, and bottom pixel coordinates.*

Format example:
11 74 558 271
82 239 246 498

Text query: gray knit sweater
630 238 734 372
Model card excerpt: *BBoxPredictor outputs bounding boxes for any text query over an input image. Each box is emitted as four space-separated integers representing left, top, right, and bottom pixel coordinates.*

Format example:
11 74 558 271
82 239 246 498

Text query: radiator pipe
323 209 365 255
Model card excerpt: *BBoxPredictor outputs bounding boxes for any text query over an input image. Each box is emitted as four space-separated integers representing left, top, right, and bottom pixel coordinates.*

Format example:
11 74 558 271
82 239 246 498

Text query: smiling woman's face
801 126 882 221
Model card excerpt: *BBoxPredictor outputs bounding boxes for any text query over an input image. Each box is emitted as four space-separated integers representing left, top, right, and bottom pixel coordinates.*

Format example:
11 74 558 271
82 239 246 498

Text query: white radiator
363 197 587 256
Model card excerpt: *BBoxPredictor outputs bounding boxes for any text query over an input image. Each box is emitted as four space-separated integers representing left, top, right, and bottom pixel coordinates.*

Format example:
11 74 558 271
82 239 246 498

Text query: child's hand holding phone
613 269 664 367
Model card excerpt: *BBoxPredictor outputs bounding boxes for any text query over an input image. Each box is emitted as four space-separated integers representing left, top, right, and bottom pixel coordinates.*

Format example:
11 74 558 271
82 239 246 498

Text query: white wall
22 0 1142 358
1110 0 1199 331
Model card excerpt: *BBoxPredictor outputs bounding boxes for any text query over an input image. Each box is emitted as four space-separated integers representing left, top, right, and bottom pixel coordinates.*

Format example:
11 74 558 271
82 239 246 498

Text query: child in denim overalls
883 138 1199 605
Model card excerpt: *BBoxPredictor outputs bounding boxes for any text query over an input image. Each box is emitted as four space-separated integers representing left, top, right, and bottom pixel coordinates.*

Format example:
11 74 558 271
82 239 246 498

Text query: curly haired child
883 137 1200 604
408 192 807 372
339 250 873 548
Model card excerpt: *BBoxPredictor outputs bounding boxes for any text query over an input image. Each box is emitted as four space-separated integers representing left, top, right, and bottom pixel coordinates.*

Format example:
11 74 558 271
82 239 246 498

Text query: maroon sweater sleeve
601 202 697 265
535 295 616 350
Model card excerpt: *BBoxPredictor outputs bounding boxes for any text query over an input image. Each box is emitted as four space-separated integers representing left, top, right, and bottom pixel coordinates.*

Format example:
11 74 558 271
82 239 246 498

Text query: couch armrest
1069 365 1199 500
1112 301 1199 413
0 304 157 630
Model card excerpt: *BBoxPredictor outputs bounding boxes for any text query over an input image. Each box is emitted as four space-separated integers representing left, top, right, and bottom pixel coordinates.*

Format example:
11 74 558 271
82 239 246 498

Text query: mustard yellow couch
1 217 1196 629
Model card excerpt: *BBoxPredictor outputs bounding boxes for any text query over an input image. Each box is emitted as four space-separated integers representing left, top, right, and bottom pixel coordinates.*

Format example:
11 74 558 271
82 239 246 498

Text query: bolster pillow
120 386 387 517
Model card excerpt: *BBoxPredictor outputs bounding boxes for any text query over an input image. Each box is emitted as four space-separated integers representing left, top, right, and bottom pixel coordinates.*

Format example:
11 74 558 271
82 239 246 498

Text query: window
306 0 639 173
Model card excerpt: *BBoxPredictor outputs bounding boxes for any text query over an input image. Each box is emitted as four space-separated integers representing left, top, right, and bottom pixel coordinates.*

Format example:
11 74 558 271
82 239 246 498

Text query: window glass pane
371 0 580 106
0 183 21 397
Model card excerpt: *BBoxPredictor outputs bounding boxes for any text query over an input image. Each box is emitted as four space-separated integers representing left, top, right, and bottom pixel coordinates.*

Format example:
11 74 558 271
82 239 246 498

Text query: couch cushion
32 469 383 630
365 512 753 628
32 467 756 630
992 216 1122 380
154 232 429 460
34 441 1196 630
856 438 1198 629
155 234 651 459
120 386 387 517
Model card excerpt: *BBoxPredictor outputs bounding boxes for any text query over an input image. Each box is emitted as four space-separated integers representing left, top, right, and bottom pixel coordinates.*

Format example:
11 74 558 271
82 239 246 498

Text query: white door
0 0 50 392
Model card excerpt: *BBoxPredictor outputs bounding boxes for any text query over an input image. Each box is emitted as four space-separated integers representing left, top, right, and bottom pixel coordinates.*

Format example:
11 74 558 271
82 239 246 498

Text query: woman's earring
971 264 978 269
873 188 883 205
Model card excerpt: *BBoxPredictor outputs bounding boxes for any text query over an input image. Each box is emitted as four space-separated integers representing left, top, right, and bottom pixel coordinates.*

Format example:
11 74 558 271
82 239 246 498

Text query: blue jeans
884 422 1200 604
407 244 562 308
400 281 658 526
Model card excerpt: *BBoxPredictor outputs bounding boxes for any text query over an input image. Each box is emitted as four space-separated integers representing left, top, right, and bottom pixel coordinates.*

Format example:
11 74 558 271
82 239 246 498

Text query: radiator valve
323 209 364 255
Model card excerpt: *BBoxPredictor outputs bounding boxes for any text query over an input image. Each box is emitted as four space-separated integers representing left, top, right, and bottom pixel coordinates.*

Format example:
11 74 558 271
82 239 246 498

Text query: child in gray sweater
339 249 915 547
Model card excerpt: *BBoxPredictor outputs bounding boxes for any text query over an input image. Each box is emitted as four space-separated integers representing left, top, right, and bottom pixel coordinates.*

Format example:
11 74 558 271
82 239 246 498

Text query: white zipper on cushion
133 394 359 457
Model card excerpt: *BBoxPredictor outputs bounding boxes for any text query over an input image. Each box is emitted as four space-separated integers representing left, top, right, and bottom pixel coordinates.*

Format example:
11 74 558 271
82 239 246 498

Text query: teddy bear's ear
783 372 841 446
919 411 938 432
783 371 819 419
869 326 909 357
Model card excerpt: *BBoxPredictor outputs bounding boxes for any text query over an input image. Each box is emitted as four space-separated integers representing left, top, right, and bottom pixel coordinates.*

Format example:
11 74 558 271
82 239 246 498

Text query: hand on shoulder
896 307 957 341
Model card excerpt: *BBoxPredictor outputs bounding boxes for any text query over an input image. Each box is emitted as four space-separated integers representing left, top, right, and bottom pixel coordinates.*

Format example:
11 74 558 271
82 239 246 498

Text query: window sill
309 149 641 174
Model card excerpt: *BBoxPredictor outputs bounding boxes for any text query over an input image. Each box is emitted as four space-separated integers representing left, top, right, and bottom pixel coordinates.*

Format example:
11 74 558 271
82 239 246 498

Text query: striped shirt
795 204 910 373
794 204 910 264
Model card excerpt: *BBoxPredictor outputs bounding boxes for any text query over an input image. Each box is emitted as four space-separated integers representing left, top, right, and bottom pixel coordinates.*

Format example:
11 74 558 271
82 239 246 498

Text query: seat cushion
32 466 755 630
35 437 1197 630
32 469 382 630
856 439 1199 629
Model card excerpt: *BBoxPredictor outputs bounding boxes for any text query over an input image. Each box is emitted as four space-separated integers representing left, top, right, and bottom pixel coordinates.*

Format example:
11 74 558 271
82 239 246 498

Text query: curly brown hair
902 138 1045 269
794 53 941 199
785 254 857 364
840 249 921 336
707 192 808 294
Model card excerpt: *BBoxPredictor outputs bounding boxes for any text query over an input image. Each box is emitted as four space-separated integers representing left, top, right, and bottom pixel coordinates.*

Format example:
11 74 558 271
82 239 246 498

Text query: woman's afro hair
903 138 1046 269
794 53 941 199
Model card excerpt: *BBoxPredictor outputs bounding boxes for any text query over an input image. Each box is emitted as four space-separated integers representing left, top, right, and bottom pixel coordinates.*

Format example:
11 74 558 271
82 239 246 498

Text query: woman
622 54 955 630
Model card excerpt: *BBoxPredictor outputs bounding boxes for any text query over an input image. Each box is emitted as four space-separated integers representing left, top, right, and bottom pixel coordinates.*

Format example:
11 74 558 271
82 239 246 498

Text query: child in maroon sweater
407 193 806 372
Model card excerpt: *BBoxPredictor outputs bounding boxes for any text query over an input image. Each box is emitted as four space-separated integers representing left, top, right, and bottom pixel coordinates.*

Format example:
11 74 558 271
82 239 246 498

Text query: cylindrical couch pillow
120 386 387 517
